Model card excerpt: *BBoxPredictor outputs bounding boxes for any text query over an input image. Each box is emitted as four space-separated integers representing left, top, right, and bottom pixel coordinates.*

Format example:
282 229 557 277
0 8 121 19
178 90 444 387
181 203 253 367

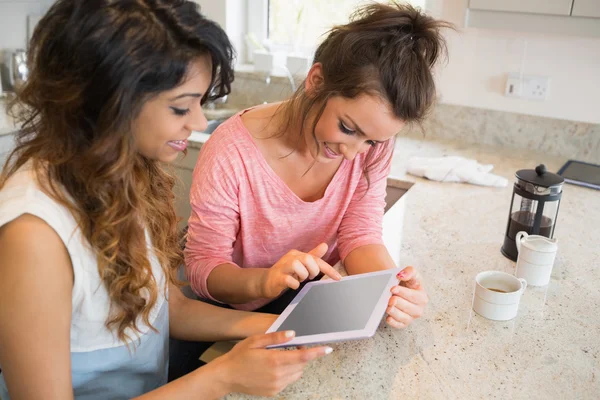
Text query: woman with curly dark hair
0 1 331 398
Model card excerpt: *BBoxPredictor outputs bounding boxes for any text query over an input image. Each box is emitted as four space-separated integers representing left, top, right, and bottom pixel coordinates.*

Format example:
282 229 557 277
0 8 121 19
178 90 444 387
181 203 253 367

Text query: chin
161 153 180 163
318 155 337 163
148 150 180 163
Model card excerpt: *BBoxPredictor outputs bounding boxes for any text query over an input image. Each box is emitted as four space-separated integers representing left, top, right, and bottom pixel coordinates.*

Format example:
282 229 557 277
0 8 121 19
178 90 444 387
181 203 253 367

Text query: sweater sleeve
337 140 394 262
183 133 242 301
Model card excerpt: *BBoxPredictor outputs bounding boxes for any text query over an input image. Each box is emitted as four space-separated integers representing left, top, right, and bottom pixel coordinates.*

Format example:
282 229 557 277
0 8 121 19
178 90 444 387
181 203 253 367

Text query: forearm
343 244 396 275
206 263 267 304
169 286 275 342
133 360 228 400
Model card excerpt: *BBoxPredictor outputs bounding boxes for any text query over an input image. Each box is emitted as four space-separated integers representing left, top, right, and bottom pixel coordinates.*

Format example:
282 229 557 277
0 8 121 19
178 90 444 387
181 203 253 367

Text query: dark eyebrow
169 93 203 101
344 114 380 142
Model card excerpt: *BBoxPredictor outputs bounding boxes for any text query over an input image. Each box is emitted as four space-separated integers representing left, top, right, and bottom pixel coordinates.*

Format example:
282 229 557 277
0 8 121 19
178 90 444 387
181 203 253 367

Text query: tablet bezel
557 159 600 191
265 267 403 348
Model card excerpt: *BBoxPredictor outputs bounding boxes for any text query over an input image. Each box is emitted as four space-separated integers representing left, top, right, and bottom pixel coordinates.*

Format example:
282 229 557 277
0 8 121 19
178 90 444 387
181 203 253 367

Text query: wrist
252 313 277 334
202 356 234 397
252 268 268 299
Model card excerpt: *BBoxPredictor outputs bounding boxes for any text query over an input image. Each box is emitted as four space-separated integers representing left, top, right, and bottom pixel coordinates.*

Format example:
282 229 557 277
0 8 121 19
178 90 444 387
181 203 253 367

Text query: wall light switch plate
505 73 549 101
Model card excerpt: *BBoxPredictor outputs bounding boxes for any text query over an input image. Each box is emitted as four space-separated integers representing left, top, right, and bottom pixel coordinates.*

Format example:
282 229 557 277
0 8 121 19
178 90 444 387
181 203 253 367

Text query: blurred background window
267 0 426 51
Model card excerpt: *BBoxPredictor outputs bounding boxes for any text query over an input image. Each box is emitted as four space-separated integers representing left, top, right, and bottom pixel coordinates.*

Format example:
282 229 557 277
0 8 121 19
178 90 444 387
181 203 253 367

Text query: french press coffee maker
501 164 564 261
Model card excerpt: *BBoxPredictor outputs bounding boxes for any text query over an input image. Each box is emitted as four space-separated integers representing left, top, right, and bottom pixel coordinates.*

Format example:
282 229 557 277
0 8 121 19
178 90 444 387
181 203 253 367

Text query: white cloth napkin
406 156 508 187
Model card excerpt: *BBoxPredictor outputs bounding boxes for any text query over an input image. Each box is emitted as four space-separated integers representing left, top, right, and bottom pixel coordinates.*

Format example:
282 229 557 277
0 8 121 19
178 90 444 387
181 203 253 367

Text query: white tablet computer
266 267 403 348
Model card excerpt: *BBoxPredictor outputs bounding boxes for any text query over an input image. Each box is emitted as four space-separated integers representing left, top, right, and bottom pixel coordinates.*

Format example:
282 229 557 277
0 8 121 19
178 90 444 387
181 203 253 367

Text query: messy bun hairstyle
279 2 452 180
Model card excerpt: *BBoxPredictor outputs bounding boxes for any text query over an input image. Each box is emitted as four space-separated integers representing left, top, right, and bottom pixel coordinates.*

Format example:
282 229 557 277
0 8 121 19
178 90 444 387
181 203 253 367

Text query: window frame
246 0 269 63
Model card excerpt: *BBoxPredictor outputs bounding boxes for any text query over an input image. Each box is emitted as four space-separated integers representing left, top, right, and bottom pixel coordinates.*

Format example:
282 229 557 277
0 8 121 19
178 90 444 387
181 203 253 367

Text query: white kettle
515 231 558 286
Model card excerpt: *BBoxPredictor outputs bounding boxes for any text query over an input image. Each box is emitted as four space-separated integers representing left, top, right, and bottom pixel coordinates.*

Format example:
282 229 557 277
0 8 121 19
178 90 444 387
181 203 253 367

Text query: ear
305 62 324 96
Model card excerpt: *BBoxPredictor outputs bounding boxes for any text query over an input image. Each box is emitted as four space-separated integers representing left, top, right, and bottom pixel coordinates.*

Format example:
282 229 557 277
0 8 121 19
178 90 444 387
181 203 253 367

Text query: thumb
397 266 422 290
246 330 296 349
308 243 328 259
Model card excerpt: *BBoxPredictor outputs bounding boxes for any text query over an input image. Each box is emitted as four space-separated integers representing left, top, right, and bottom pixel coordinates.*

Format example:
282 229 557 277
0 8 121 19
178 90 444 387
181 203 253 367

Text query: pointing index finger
315 258 342 280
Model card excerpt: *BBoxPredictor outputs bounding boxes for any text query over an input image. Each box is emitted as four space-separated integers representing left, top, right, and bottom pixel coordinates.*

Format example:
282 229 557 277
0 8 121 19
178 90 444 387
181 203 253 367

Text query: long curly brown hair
0 0 234 343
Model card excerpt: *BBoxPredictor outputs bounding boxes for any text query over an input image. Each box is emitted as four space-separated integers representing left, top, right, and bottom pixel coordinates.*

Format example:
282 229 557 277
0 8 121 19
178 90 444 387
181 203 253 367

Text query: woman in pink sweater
185 3 451 328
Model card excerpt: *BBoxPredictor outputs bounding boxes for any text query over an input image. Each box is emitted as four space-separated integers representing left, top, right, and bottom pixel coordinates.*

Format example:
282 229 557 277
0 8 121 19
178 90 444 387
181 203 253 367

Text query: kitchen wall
427 0 600 124
0 0 52 51
195 0 600 124
0 0 53 89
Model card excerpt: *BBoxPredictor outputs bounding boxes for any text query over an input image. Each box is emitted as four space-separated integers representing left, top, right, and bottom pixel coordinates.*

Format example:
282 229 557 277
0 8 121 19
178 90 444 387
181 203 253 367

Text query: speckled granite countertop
225 137 600 400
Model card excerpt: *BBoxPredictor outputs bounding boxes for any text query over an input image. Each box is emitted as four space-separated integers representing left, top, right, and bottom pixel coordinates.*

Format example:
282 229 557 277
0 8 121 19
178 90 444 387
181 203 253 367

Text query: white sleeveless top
0 162 169 399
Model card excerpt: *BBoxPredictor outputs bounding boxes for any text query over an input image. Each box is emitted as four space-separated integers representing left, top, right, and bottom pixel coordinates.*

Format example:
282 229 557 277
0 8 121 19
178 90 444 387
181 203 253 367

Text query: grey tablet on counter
266 267 402 348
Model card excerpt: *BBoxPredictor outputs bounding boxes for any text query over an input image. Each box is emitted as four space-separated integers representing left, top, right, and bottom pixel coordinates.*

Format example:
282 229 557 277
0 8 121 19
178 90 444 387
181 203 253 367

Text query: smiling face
302 64 405 163
132 55 212 163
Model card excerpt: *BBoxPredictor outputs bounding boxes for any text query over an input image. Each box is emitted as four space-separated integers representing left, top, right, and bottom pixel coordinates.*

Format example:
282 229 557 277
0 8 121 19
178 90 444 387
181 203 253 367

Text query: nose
186 107 208 132
339 142 364 161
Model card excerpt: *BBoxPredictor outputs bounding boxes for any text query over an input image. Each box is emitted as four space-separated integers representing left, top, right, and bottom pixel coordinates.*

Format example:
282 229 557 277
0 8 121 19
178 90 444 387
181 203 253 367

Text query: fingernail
324 347 333 354
285 330 295 338
396 271 405 279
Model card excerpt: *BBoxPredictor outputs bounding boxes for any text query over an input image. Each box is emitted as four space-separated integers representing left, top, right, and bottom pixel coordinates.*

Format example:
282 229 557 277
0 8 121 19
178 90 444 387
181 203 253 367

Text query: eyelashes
338 120 377 147
170 107 190 116
338 120 354 134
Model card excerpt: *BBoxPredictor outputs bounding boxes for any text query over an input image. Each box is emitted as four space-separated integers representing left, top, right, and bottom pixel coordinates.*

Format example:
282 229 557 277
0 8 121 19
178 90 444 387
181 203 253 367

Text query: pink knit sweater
184 112 392 310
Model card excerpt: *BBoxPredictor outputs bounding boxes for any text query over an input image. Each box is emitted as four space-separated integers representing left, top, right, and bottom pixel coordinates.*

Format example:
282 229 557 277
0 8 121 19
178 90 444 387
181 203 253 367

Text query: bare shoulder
0 214 75 399
239 102 283 140
0 213 73 286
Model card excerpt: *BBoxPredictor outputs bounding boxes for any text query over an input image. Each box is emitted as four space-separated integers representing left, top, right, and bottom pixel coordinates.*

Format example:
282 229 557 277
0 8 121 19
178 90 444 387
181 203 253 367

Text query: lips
167 139 188 152
323 142 340 159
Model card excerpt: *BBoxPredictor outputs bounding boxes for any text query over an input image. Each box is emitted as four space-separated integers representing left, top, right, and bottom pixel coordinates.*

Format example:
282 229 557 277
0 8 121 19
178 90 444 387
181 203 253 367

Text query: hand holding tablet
265 267 404 348
215 330 333 397
385 266 428 329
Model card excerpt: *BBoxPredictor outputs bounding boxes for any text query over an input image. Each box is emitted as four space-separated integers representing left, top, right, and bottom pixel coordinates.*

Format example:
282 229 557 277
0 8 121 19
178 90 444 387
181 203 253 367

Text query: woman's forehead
328 94 405 140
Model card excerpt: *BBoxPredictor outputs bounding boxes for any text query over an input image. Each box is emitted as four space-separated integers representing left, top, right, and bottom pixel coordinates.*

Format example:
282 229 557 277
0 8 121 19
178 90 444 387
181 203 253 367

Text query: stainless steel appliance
10 49 28 90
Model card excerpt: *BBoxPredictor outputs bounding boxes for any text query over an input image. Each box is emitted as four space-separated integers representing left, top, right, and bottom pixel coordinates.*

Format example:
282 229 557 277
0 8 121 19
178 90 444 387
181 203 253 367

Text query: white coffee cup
472 271 527 321
515 231 558 287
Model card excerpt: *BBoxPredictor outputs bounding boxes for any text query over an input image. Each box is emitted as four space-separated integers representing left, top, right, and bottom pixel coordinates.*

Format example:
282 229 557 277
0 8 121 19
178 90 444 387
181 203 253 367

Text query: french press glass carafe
501 164 564 261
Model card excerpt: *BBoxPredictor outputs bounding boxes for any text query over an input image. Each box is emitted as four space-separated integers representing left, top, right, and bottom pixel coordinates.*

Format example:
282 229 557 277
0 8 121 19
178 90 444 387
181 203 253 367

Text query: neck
276 101 314 158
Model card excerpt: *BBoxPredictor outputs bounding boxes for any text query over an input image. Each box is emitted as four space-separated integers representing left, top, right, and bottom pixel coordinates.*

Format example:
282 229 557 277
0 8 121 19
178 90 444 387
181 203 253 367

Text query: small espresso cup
472 271 527 321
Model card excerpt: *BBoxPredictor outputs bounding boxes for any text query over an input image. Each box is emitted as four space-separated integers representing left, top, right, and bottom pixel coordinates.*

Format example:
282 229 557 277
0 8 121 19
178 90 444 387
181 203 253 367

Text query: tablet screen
559 161 600 186
275 273 392 336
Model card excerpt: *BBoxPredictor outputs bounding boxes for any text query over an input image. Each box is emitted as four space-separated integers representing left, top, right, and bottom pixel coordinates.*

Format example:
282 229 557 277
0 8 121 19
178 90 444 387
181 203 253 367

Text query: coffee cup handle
518 278 527 293
516 231 528 253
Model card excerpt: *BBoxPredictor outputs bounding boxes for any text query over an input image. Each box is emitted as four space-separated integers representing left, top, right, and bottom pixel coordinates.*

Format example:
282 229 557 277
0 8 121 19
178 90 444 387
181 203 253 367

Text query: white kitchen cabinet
172 145 202 231
469 0 574 16
381 178 412 267
466 0 600 37
173 166 194 231
572 0 600 18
